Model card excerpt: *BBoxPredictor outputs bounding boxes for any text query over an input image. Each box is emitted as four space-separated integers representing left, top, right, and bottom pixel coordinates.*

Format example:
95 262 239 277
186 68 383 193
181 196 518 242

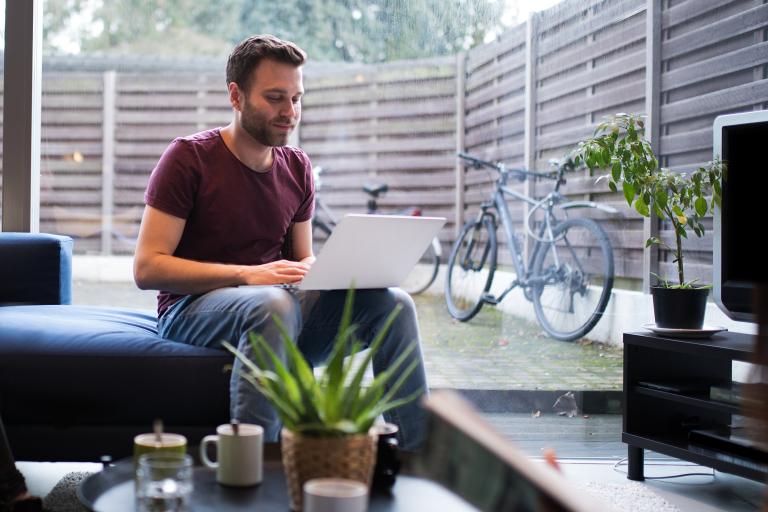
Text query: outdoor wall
0 0 766 289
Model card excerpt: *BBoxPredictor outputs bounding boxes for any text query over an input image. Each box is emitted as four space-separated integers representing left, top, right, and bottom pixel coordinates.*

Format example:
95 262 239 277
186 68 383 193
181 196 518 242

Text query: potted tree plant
223 288 420 511
572 113 725 329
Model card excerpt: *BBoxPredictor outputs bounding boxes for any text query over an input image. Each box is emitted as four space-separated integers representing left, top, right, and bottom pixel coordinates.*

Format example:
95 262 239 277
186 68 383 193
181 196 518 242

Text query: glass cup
135 452 193 512
133 433 187 467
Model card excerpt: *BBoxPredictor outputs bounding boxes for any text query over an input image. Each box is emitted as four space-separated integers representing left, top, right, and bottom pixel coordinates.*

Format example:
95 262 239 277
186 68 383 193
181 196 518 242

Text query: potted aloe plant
572 113 725 329
223 288 420 511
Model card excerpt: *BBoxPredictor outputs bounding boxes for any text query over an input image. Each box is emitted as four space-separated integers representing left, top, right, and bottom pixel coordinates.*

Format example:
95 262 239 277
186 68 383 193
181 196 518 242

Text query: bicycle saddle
363 183 388 197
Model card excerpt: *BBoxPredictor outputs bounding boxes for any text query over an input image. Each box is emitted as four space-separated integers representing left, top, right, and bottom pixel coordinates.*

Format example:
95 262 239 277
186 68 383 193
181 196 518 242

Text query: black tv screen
714 111 768 322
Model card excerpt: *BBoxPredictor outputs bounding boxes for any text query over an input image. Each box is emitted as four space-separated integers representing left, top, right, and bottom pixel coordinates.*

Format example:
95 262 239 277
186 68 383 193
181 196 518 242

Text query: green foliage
572 113 725 287
43 0 504 62
223 288 421 436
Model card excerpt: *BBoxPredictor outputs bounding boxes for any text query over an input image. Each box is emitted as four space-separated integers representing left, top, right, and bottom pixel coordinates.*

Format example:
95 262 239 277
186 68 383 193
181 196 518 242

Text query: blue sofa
0 233 231 461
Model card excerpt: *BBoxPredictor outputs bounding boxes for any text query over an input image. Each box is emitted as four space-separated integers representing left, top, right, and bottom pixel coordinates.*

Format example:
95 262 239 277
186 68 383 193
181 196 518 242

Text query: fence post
454 52 467 236
643 0 661 293
101 70 116 255
523 13 539 261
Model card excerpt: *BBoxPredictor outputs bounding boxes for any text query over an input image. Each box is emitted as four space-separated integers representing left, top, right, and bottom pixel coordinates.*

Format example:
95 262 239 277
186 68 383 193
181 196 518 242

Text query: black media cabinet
623 331 767 482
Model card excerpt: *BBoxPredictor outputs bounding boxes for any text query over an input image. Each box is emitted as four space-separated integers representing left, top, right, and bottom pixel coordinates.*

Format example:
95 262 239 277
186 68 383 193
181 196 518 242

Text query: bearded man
133 35 428 450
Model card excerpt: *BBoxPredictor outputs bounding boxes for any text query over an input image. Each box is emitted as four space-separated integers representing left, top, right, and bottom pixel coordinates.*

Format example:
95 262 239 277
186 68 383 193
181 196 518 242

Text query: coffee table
78 445 476 511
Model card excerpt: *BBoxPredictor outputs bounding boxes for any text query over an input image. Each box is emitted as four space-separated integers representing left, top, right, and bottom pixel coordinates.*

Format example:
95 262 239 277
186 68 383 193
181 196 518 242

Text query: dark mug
372 423 401 491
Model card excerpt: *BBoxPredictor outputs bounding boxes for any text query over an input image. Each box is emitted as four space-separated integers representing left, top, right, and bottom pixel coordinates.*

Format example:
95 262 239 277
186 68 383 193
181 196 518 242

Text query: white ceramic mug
200 423 263 486
303 478 369 512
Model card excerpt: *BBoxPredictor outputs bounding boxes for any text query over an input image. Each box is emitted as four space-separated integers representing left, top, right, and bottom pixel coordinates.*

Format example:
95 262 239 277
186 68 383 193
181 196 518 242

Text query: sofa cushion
0 305 231 427
0 233 73 305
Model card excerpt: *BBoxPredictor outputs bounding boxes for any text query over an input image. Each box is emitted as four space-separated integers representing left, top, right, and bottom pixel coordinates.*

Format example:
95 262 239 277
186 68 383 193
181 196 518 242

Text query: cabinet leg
627 445 644 481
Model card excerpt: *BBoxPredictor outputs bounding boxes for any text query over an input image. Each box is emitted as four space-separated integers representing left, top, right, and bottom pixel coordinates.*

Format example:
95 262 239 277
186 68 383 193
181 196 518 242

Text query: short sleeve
144 139 199 220
291 149 315 223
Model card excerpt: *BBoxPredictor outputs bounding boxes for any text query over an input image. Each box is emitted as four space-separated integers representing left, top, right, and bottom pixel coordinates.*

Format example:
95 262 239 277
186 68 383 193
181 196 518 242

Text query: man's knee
243 287 301 338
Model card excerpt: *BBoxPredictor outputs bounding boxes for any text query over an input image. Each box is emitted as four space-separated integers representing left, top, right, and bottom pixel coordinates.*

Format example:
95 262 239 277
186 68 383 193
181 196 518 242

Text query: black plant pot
651 286 709 329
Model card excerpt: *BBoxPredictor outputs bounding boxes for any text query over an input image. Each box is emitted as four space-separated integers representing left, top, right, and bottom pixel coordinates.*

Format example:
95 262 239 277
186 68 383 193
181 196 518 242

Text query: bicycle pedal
481 293 499 305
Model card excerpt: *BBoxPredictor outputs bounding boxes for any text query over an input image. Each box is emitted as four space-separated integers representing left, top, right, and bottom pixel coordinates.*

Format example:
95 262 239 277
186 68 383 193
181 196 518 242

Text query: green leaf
622 181 635 205
645 237 660 248
694 196 707 217
608 180 617 193
601 148 610 167
611 161 621 182
340 305 402 418
634 196 649 217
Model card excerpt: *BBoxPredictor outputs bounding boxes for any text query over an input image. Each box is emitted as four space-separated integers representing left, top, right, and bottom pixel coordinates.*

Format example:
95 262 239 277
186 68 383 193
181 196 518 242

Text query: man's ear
228 82 242 111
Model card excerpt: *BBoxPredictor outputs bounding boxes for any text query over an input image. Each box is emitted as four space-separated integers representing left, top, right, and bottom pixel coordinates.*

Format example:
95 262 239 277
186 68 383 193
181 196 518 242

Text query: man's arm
290 219 316 265
133 205 310 294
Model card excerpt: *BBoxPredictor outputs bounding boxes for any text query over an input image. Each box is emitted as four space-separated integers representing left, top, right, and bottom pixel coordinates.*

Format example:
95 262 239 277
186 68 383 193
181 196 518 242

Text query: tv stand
623 330 768 482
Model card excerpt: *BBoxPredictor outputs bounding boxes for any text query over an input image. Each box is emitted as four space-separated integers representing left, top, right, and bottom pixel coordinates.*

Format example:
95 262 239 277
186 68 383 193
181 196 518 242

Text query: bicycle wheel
402 238 440 295
531 217 613 341
445 217 497 321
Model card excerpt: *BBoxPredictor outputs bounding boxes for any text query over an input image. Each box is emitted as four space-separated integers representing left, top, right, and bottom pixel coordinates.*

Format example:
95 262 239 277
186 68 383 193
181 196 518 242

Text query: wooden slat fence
654 0 768 284
300 57 458 255
1 0 767 289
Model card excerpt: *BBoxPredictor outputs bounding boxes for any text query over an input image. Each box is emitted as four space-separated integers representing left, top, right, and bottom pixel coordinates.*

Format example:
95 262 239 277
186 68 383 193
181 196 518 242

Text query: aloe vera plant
223 288 421 436
572 113 725 288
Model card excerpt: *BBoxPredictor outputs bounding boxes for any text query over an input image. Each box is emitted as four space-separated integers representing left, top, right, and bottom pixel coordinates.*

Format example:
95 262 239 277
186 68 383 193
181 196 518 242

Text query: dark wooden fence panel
462 0 646 273
656 0 768 284
535 0 646 279
39 73 104 254
112 72 231 254
301 58 458 254
461 25 528 265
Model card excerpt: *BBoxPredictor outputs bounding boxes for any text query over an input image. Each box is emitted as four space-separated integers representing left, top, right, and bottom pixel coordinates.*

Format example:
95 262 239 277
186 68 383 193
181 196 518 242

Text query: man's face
237 59 304 147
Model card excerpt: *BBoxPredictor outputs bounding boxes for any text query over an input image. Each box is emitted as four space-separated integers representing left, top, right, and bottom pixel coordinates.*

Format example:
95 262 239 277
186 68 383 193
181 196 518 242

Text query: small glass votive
303 478 369 512
135 452 193 512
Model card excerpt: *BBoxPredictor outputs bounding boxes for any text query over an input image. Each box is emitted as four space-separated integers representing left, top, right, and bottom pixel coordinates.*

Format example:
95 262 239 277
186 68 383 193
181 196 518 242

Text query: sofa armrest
0 233 73 305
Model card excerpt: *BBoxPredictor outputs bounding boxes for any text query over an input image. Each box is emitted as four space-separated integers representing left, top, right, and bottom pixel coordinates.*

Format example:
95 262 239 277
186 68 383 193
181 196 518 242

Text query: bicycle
445 152 616 341
310 166 442 295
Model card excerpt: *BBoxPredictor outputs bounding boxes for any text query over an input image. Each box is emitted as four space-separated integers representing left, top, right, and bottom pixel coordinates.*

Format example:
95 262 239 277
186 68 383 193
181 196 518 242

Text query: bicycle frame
477 171 616 305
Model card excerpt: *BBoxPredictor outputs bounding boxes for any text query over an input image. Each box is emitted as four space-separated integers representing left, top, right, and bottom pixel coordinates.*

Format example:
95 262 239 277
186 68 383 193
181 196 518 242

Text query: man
133 35 428 450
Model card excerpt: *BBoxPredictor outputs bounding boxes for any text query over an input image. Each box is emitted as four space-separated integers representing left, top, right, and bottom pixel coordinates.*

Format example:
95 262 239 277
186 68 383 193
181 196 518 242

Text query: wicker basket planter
281 428 378 511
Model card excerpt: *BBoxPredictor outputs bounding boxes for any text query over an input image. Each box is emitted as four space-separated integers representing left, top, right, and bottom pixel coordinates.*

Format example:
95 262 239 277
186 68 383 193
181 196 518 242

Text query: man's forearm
134 253 245 295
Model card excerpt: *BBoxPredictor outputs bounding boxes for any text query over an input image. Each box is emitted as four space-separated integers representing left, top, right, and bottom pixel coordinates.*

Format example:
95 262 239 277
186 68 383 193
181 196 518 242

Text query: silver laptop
299 214 445 290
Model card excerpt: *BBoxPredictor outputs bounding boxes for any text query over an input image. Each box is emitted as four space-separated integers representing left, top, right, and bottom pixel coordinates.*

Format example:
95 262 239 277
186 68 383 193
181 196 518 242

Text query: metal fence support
101 70 116 255
454 52 467 235
643 0 661 293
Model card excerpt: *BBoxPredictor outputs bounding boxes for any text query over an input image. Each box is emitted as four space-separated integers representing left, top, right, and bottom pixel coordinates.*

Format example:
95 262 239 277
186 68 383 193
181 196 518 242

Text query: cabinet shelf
622 432 768 481
633 385 742 415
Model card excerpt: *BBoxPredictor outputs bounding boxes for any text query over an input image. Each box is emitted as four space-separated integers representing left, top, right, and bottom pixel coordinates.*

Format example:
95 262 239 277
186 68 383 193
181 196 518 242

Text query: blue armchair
0 233 231 461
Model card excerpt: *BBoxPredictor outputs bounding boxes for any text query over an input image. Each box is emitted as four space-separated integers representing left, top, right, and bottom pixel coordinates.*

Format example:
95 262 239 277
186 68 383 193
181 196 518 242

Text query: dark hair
226 34 306 91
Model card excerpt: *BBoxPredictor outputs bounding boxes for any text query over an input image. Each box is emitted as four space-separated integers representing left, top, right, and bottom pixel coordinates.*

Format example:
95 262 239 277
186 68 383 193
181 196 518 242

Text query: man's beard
240 99 294 147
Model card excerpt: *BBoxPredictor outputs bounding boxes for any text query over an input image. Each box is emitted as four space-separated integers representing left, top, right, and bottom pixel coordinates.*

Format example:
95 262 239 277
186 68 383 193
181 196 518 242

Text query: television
713 109 768 322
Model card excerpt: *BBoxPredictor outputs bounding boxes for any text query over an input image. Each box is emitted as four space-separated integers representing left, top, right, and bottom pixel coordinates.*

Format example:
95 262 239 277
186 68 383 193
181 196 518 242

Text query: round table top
78 456 477 511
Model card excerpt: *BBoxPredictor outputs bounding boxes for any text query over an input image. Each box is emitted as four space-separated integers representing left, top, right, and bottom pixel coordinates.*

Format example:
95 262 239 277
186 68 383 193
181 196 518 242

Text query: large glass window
2 0 756 458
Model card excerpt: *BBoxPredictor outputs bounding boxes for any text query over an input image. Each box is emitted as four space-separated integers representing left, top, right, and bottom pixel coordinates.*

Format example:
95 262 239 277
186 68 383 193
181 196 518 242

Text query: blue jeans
158 287 428 450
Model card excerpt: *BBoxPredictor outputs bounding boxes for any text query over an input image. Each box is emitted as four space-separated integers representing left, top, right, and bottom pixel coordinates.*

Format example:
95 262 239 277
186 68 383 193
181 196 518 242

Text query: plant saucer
642 323 728 339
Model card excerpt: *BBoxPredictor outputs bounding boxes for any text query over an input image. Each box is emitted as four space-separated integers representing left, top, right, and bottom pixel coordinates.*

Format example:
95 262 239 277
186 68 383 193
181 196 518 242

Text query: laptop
299 214 445 291
414 390 606 512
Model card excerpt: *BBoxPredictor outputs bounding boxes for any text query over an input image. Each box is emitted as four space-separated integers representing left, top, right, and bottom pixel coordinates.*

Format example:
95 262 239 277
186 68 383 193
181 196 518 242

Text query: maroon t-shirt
144 128 314 316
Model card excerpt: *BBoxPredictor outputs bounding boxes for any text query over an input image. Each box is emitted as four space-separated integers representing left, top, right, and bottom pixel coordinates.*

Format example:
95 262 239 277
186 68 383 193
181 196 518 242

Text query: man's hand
244 259 311 285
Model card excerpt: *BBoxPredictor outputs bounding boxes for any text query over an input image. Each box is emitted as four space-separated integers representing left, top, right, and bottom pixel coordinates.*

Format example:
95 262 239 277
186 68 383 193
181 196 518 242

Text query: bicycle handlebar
457 151 565 181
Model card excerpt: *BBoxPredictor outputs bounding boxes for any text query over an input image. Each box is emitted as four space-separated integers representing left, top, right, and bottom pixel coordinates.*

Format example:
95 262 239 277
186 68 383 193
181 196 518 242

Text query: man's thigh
160 286 299 348
296 288 407 364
